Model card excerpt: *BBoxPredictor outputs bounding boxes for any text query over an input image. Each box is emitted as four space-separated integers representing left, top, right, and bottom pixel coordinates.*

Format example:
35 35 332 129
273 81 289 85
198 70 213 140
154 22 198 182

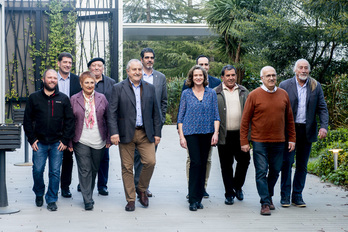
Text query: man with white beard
279 59 329 208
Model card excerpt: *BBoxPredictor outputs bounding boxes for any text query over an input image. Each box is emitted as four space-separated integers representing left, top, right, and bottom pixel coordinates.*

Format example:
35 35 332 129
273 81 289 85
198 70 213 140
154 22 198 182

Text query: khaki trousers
186 146 212 189
119 129 156 202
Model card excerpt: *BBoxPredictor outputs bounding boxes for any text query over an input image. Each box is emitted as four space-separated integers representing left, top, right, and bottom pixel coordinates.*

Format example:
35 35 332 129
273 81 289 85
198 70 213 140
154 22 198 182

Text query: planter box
13 109 25 124
0 124 22 151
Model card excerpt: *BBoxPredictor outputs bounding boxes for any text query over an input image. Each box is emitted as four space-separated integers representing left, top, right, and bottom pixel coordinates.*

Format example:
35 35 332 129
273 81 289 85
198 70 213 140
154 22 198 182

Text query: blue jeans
32 142 63 204
281 124 312 198
252 141 285 205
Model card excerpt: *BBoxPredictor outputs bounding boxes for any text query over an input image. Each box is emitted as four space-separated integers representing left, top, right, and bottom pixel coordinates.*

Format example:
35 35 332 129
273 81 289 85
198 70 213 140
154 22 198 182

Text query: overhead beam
123 23 217 41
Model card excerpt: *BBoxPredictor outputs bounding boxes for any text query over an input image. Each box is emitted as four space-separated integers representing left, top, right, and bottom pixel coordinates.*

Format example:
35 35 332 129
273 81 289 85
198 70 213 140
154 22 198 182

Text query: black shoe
270 199 275 210
146 189 153 197
85 202 94 210
281 195 291 207
225 196 234 205
235 189 244 201
292 195 306 207
98 187 109 196
196 202 204 209
203 190 209 198
61 189 72 198
189 203 197 211
77 184 81 192
35 196 43 207
47 202 57 211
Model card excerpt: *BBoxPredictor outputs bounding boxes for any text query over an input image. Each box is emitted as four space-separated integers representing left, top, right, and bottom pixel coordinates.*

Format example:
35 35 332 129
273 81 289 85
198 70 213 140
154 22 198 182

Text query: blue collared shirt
143 71 154 84
58 72 71 97
295 78 307 123
130 79 143 127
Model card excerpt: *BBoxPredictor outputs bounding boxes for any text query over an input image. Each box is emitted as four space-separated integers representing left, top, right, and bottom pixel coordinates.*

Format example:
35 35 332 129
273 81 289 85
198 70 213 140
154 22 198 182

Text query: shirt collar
295 76 308 88
58 71 70 81
143 70 153 77
261 84 277 93
222 83 238 92
129 78 142 87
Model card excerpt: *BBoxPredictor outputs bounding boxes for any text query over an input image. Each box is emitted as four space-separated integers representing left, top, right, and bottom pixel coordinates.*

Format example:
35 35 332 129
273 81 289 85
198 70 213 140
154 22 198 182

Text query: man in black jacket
88 57 116 196
24 69 74 211
57 52 81 198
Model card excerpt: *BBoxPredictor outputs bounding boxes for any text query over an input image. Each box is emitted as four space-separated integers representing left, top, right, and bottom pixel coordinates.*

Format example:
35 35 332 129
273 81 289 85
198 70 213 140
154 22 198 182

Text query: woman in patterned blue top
177 65 220 211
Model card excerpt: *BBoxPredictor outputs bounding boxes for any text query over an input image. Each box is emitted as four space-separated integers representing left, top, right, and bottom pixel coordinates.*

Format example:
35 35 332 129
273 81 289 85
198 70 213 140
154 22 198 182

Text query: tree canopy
205 0 348 83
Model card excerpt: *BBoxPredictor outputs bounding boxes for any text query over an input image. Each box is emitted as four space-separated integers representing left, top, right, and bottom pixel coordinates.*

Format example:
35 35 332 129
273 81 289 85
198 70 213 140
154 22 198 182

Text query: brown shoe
146 189 153 197
138 190 149 207
260 204 271 215
270 199 275 210
125 201 135 211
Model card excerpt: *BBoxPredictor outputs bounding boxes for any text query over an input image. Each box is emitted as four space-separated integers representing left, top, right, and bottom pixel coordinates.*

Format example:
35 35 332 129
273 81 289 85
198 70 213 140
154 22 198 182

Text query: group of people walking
23 49 328 216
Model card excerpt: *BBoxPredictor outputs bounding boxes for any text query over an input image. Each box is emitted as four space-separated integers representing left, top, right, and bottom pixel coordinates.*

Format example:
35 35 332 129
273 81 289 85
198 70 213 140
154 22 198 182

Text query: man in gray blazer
133 48 167 197
279 58 329 208
108 59 162 211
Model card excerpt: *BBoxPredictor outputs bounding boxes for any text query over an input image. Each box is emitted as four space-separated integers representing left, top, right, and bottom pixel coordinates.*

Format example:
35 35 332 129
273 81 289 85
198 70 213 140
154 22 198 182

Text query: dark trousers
281 124 312 198
60 149 73 191
217 130 250 198
253 141 285 205
74 142 105 204
185 133 212 204
97 148 109 190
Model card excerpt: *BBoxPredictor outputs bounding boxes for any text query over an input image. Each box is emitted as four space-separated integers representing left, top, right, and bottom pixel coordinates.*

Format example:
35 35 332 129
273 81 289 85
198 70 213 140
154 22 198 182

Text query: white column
0 0 5 123
118 0 123 81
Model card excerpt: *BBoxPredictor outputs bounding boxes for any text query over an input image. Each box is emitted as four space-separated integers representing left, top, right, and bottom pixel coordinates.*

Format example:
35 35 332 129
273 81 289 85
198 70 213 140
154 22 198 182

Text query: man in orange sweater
240 66 296 216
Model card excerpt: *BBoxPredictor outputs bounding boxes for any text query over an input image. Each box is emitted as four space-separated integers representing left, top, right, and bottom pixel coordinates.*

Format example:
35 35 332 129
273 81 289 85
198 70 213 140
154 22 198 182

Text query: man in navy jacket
279 59 329 207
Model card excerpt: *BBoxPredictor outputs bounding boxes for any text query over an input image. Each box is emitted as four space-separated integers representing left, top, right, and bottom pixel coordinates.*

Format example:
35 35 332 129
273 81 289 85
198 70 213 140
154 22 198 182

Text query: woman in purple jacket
68 71 111 210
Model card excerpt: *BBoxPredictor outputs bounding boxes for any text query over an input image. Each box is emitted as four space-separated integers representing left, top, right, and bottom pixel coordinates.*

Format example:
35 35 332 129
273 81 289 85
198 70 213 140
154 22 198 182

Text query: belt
295 123 306 128
135 126 144 130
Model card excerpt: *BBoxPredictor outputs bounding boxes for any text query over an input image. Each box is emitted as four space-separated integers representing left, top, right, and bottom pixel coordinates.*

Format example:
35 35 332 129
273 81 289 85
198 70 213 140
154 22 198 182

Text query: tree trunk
146 0 151 23
187 0 193 23
235 40 244 84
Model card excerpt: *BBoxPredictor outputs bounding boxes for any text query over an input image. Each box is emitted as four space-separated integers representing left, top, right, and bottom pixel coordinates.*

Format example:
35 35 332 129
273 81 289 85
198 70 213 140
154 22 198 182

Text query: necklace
192 88 204 101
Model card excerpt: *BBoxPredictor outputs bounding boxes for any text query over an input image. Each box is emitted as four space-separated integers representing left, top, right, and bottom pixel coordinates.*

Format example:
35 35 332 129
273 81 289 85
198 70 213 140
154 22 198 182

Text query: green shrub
307 158 320 176
165 113 172 125
165 77 186 125
308 141 348 188
311 127 348 157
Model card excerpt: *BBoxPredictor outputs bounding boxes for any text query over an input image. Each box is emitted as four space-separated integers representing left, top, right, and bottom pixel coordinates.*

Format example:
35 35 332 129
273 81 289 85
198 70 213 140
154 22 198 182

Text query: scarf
83 90 95 129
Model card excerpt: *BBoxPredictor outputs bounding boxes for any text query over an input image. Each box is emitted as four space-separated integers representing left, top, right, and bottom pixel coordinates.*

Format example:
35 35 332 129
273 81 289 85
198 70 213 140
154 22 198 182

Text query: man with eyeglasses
87 57 116 196
133 48 167 197
240 66 296 216
181 55 221 199
279 59 328 208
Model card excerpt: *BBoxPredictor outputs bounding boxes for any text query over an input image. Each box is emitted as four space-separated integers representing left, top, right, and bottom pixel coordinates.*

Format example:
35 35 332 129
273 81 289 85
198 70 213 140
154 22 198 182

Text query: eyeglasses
144 56 155 60
199 63 209 66
263 74 277 78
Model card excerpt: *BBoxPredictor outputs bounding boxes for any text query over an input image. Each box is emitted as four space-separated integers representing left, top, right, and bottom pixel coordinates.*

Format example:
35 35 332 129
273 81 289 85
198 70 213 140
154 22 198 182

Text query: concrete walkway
1 125 348 232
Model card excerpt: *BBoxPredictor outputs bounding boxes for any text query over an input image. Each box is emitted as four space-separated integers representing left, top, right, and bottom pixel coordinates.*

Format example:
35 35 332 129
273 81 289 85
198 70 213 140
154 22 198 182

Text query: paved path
1 125 348 232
